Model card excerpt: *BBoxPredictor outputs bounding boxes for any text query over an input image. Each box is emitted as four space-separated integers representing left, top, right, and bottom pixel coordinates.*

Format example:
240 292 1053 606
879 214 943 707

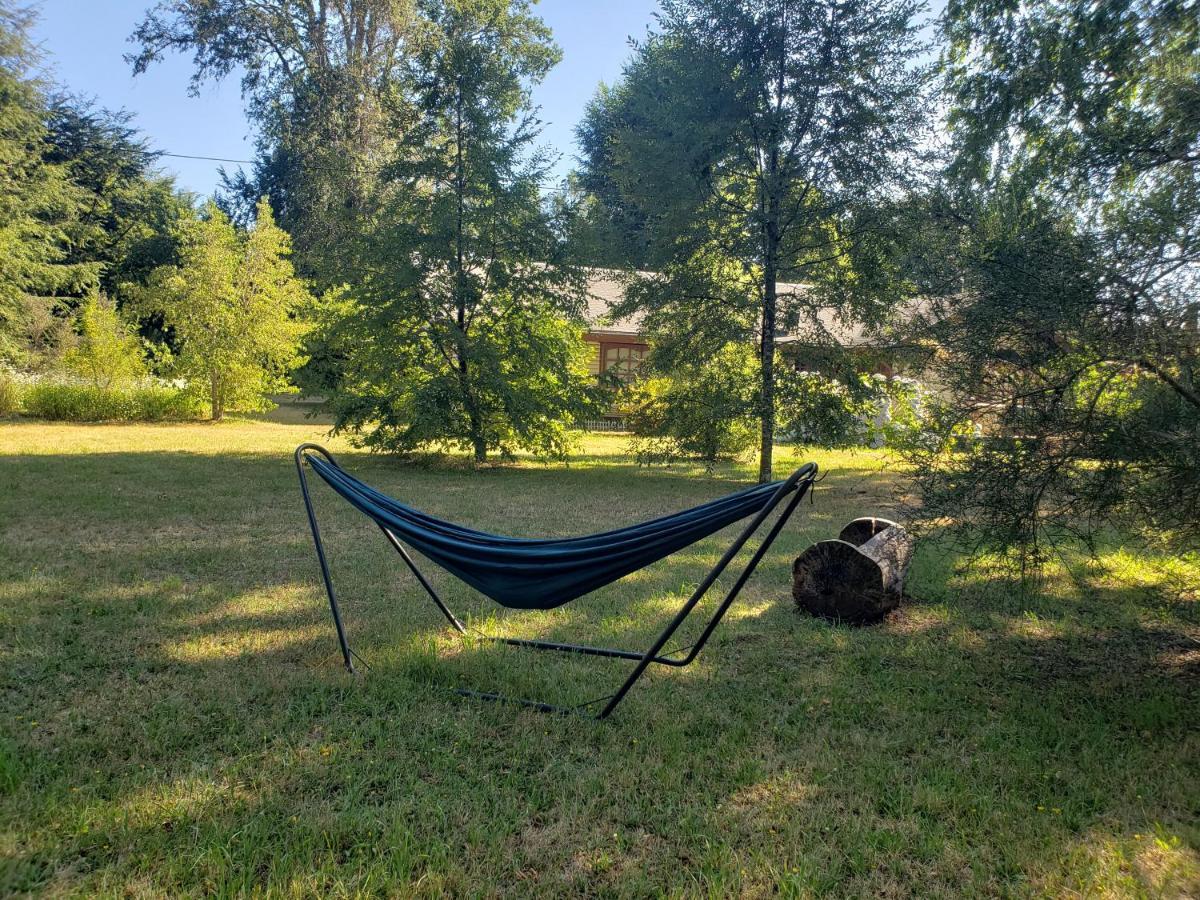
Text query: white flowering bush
3 367 202 422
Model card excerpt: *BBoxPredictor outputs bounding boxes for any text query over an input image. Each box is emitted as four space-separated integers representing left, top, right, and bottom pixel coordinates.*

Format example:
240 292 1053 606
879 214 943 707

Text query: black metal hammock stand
295 443 818 719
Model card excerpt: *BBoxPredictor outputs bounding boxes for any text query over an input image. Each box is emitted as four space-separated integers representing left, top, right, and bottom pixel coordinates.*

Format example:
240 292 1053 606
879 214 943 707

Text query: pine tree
905 0 1200 560
0 1 95 363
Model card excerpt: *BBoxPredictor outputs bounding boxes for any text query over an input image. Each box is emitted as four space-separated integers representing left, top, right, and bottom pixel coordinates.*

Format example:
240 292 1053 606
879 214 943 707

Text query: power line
160 151 258 165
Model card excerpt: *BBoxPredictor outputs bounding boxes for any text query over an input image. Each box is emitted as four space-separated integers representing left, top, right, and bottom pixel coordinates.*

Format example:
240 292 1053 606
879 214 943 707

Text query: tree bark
792 518 914 624
209 375 222 421
760 246 777 484
452 84 485 463
757 10 787 485
470 428 487 463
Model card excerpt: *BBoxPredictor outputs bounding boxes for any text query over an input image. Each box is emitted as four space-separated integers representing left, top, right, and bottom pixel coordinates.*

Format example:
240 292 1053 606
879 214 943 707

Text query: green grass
1 420 1197 897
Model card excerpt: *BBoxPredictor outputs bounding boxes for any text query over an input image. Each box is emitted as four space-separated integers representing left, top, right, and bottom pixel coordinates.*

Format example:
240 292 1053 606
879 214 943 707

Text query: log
792 519 913 625
838 516 897 547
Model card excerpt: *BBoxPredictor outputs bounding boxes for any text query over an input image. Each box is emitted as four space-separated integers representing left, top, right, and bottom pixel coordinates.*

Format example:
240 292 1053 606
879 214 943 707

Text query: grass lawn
1 419 1197 897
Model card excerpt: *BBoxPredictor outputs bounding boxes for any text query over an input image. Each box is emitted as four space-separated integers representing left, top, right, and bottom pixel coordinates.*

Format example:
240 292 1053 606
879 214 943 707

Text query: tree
144 199 309 419
0 1 96 363
577 0 932 480
130 0 418 287
64 293 147 390
327 0 600 462
44 97 195 302
905 0 1200 561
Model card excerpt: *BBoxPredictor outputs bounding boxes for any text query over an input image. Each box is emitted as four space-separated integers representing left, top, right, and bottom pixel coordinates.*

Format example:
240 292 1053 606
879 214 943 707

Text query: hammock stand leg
297 442 815 718
595 470 812 719
381 466 813 719
295 443 355 673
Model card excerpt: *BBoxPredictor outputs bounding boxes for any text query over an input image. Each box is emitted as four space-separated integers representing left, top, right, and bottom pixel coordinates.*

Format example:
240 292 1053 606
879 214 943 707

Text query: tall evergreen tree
0 1 95 363
44 97 194 301
577 0 932 480
327 0 599 462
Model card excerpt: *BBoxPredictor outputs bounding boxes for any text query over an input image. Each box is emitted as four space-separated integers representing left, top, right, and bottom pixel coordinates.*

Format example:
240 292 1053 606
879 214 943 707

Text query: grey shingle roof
584 271 890 346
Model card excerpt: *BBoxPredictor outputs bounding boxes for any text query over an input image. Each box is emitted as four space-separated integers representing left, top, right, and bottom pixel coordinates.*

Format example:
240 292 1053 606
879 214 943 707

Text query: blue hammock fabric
305 455 796 610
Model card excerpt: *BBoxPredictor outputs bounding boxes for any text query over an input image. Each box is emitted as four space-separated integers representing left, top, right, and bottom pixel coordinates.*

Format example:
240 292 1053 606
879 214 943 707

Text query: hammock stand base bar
295 443 817 720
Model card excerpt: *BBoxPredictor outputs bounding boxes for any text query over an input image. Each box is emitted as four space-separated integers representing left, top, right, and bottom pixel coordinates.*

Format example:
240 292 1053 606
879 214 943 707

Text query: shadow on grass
1 447 1196 895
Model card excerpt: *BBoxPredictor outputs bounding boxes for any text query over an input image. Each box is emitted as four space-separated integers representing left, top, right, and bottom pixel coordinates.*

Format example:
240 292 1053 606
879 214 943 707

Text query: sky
30 0 662 198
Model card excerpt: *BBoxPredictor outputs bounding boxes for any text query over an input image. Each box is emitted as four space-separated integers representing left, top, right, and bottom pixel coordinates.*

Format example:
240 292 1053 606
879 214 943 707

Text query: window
602 344 647 382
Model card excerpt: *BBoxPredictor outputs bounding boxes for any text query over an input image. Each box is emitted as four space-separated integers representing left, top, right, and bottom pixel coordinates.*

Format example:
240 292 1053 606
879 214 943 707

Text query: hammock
295 443 818 718
306 454 793 610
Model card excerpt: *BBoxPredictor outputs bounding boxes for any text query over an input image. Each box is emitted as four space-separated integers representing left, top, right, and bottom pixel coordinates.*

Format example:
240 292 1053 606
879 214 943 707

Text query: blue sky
31 0 661 197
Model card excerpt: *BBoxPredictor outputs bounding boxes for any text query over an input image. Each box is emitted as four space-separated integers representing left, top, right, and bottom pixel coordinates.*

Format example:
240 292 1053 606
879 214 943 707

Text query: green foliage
329 0 601 462
943 0 1199 193
44 97 194 303
904 0 1200 563
131 0 417 288
0 368 18 415
777 371 926 450
626 344 759 467
21 381 201 422
0 2 98 364
63 294 147 390
777 371 871 449
625 341 930 464
141 199 310 420
576 0 933 481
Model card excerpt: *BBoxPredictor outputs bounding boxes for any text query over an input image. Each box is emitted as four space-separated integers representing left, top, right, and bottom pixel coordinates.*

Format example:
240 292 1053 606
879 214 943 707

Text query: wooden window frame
599 340 649 382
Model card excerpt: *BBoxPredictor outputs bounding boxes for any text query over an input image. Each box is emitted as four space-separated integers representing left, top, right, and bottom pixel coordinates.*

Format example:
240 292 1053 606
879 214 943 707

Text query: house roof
584 271 645 337
583 270 895 347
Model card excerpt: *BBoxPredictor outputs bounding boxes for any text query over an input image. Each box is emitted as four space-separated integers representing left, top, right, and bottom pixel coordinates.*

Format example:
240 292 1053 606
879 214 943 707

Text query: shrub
778 370 927 449
777 370 870 448
625 345 759 468
0 372 20 416
131 384 205 421
21 382 202 422
63 294 148 390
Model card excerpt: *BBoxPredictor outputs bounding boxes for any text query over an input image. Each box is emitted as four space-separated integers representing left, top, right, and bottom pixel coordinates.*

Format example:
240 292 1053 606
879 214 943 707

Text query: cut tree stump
792 517 913 625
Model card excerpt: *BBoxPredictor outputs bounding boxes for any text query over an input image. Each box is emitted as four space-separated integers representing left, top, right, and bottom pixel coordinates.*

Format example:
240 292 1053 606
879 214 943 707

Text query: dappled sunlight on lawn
1 420 1196 896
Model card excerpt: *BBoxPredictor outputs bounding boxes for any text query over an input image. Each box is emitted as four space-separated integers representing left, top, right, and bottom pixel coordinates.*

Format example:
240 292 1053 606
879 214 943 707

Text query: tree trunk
758 8 787 485
759 151 781 484
759 250 777 483
451 85 484 464
210 375 222 421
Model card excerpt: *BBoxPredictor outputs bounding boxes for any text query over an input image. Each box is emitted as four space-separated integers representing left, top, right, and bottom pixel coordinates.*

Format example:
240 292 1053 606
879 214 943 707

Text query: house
582 271 902 384
582 273 649 384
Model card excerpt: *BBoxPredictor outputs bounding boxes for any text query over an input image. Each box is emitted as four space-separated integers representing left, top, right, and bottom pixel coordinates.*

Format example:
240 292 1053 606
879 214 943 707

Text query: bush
64 294 148 390
21 382 202 422
777 371 870 448
0 372 20 417
778 371 927 449
625 345 759 467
